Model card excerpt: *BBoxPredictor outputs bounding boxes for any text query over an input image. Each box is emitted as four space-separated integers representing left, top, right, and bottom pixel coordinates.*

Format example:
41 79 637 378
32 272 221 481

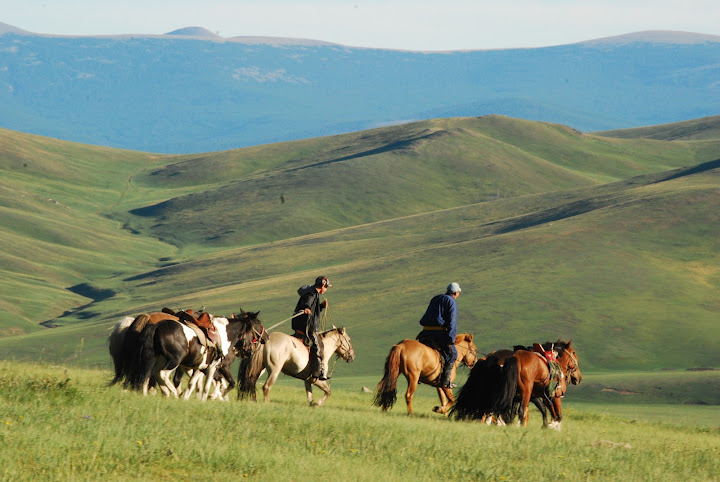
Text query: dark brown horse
452 340 581 428
373 333 477 415
108 311 181 387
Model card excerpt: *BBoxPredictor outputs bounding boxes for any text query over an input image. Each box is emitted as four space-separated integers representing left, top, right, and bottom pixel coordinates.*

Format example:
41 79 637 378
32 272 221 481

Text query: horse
373 333 477 415
237 326 355 407
129 310 265 399
108 310 181 387
180 310 267 400
452 339 581 429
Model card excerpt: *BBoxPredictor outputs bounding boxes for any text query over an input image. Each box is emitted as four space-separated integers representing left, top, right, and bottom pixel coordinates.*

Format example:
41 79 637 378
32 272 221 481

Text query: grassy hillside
595 115 720 140
0 117 719 396
123 116 718 248
2 362 718 481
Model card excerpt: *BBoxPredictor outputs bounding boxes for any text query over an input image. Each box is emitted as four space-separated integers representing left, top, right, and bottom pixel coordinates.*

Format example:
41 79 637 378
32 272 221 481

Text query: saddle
292 330 312 350
177 310 220 348
530 343 562 398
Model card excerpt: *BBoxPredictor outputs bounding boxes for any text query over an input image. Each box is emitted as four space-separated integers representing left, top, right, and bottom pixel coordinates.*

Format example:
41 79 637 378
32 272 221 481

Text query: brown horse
108 311 181 387
452 340 581 428
373 333 477 415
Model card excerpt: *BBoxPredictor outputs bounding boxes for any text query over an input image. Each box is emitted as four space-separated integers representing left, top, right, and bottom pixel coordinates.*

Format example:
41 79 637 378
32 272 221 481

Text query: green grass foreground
1 362 718 481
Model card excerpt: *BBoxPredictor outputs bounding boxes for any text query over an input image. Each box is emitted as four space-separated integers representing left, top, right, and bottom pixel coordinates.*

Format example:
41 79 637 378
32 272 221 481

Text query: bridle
459 340 478 369
560 348 580 381
332 329 354 362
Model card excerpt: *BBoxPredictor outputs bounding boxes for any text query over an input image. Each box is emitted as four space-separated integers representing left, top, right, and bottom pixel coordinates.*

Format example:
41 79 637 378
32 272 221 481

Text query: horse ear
339 326 345 334
253 311 260 318
567 340 572 348
231 313 235 318
468 333 473 342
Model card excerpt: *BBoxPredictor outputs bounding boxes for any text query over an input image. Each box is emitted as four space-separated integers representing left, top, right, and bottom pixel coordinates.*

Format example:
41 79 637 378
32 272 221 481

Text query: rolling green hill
1 116 719 402
595 115 720 141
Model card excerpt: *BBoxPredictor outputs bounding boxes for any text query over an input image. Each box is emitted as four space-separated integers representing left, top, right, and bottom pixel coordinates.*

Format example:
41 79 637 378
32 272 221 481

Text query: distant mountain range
1 23 719 153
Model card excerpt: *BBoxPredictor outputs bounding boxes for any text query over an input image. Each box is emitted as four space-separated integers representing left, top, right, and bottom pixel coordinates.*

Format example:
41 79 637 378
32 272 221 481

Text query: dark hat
315 276 332 288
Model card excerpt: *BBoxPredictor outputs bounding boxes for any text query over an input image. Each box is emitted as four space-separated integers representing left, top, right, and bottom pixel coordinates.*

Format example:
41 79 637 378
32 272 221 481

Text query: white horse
243 327 355 406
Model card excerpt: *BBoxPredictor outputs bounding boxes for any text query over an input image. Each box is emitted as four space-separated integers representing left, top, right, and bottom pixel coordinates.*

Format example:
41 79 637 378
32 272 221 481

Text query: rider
416 282 461 388
292 276 331 380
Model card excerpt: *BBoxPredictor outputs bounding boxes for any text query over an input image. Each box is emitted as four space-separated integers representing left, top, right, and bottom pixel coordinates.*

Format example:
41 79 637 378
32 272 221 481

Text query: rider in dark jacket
293 276 331 380
416 282 461 388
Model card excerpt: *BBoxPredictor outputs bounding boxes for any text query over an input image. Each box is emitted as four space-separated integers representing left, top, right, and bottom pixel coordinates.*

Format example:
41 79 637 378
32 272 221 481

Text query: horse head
557 339 582 385
456 333 478 368
229 309 267 358
329 326 355 363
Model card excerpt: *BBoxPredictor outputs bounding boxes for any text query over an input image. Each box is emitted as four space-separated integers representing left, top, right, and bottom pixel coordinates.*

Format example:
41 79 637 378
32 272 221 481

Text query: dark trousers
309 330 325 377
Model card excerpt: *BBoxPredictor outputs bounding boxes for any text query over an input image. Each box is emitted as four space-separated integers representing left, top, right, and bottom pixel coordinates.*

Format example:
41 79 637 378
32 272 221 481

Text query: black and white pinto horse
113 310 265 399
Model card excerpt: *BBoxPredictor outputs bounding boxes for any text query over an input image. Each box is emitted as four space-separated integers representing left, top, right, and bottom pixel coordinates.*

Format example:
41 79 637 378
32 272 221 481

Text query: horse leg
433 387 455 415
533 398 549 428
405 373 420 415
433 387 447 413
303 380 315 406
548 397 562 431
201 361 221 401
262 367 282 403
519 387 532 426
158 368 179 398
183 370 204 399
313 380 331 407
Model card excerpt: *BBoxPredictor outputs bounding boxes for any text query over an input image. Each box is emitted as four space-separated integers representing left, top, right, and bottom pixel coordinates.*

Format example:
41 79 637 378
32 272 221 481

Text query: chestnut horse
452 340 581 428
373 333 477 415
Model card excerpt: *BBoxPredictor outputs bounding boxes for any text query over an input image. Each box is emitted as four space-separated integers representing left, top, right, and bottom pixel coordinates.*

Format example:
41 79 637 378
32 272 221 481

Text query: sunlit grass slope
0 128 181 333
122 116 720 248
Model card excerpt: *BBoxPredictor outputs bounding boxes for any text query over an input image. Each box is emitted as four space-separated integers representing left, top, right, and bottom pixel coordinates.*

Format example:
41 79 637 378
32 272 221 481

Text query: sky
2 0 720 51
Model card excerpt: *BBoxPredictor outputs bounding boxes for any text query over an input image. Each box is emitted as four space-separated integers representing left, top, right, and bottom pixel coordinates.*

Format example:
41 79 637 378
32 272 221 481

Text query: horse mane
319 326 343 336
543 339 570 356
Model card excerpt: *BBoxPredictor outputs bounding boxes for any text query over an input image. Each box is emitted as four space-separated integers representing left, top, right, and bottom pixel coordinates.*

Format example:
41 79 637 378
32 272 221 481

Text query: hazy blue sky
2 0 719 50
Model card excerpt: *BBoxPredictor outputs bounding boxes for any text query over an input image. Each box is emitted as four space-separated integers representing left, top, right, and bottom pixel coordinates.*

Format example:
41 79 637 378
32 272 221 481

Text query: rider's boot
439 364 455 389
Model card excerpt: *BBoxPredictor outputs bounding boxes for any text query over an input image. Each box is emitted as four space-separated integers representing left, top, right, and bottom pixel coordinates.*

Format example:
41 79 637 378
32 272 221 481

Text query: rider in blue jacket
416 282 461 388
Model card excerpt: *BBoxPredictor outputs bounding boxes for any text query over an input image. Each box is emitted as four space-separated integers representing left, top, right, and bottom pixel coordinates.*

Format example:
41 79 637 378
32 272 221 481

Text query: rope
266 312 304 332
266 295 330 333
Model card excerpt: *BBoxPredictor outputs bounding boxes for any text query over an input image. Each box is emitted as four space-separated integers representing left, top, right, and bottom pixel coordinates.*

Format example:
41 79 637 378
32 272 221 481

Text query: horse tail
130 313 151 332
452 353 517 420
107 316 134 386
493 356 519 417
373 344 402 411
237 343 264 401
128 322 159 391
451 354 498 420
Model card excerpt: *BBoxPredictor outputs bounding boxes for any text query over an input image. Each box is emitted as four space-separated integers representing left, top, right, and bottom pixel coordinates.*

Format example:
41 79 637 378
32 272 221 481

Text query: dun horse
373 333 477 415
237 326 355 407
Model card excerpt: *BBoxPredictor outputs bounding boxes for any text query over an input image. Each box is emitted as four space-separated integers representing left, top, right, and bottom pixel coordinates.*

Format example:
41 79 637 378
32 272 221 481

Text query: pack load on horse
237 326 355 407
451 340 581 429
373 333 477 415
